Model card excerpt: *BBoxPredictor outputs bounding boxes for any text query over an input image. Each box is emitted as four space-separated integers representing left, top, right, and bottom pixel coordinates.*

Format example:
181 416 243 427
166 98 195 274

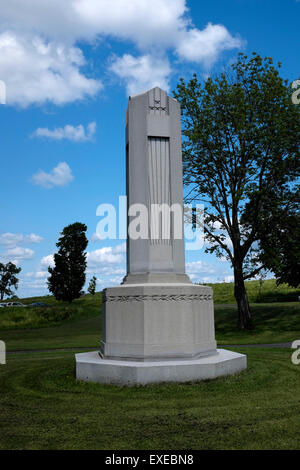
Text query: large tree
243 189 300 288
0 262 21 300
175 53 300 329
48 222 88 303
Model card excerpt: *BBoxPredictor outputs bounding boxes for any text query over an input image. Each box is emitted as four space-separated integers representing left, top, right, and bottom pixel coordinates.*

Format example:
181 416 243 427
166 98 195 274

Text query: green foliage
0 262 21 300
243 192 300 287
0 306 73 329
174 52 300 329
48 222 88 303
88 276 97 295
0 292 102 334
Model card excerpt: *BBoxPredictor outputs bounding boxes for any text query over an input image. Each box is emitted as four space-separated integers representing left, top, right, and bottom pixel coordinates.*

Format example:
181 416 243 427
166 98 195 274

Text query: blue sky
0 0 299 298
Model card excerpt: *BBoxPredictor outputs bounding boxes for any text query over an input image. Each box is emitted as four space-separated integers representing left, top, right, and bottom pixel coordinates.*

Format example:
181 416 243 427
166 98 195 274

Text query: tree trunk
234 265 252 330
0 292 3 301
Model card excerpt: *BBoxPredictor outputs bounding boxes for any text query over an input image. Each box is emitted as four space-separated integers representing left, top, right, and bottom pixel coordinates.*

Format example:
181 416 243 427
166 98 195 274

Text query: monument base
101 283 217 360
75 349 247 386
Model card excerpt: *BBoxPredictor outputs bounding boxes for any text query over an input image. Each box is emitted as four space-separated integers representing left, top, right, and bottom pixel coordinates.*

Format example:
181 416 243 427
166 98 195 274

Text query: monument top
124 86 190 284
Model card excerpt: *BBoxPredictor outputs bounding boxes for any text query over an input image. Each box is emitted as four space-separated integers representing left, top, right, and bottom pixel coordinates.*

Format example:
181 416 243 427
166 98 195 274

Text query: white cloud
0 0 188 46
115 243 126 254
32 122 96 142
40 254 55 269
23 254 54 282
0 31 102 107
1 247 34 262
21 278 48 290
26 233 43 244
0 233 23 247
87 244 125 267
0 232 43 247
31 162 74 189
176 23 243 66
25 270 49 279
0 232 45 266
110 54 171 96
90 232 102 242
0 1 244 105
186 260 217 275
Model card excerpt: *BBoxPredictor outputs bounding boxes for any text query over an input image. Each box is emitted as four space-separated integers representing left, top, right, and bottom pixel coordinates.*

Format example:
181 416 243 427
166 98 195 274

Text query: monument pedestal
75 283 247 385
101 283 217 360
76 349 246 386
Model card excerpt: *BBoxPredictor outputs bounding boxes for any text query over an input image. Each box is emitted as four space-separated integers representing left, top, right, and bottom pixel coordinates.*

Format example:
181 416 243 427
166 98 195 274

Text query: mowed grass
0 280 299 350
215 302 300 344
208 278 300 304
1 303 299 351
0 348 299 450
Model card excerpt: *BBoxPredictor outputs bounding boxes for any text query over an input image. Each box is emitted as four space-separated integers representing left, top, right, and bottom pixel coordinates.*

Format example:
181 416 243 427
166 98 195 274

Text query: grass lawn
1 301 299 351
208 278 300 304
0 348 299 450
0 279 299 350
215 302 300 345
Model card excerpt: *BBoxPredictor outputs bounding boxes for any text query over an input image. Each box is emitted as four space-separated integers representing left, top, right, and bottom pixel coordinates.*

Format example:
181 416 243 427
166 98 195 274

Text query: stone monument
76 87 246 385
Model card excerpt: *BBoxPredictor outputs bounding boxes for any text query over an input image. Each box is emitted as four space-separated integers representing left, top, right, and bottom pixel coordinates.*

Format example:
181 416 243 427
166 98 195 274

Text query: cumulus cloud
31 162 74 189
0 232 43 264
21 278 48 290
0 232 43 247
87 244 125 267
26 271 49 279
185 259 234 284
0 0 188 46
109 54 171 96
29 244 126 292
0 32 102 107
40 254 55 269
1 247 34 262
32 122 96 142
0 1 244 106
176 23 243 66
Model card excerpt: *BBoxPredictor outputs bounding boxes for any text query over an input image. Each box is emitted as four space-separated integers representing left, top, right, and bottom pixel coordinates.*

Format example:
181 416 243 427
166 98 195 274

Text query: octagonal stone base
75 349 247 386
101 283 217 360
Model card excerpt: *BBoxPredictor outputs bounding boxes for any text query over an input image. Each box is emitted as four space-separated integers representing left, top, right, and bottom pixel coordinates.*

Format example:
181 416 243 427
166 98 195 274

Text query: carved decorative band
104 294 213 303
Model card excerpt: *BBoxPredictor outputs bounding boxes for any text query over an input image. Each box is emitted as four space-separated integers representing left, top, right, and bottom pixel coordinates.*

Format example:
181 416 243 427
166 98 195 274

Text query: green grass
1 302 299 351
0 292 102 330
208 278 300 304
0 301 299 351
0 348 299 449
215 302 300 344
0 281 299 350
0 293 102 350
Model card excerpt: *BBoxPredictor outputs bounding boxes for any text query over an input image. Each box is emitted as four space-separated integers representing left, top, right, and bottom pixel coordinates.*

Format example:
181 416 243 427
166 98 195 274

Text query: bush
37 307 73 323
